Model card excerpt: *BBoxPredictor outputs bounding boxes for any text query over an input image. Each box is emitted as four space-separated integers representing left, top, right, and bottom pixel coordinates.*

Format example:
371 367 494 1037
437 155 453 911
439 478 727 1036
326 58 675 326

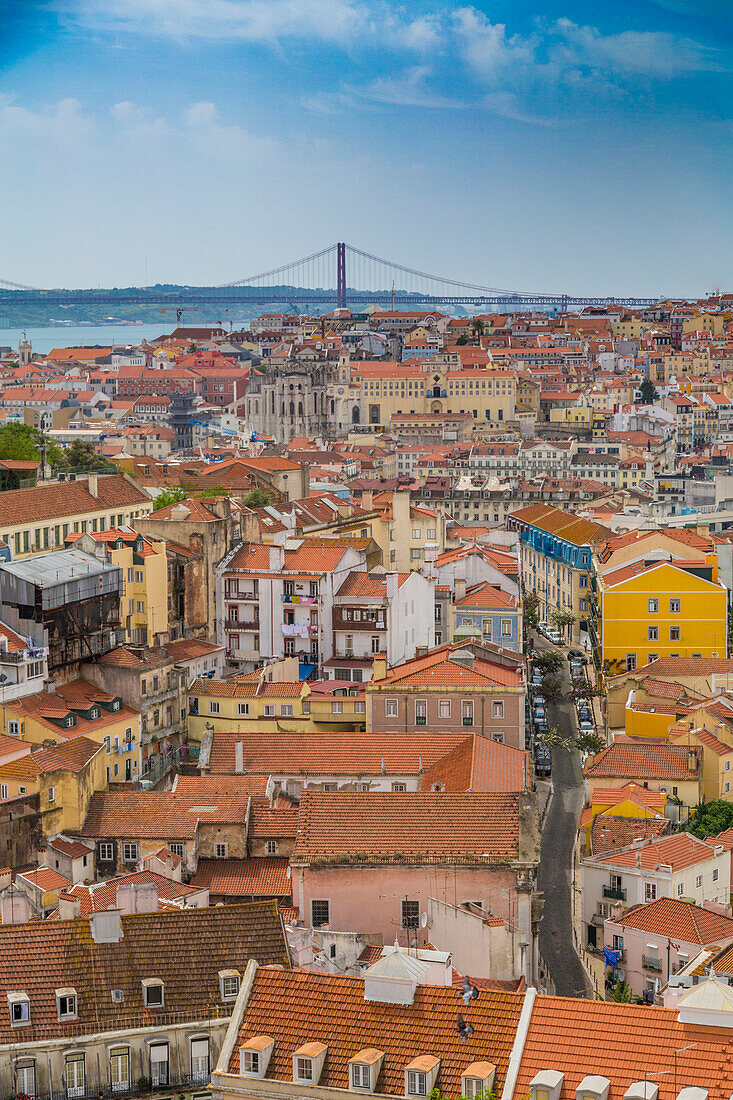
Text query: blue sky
1 0 731 295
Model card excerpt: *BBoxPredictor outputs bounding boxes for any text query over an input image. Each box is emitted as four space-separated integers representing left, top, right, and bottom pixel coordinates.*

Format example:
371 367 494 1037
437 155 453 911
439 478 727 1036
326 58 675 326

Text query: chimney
235 740 244 774
362 490 374 510
454 576 467 603
58 893 82 920
372 654 388 681
688 748 697 772
116 882 159 914
0 888 30 925
393 490 410 532
87 472 99 498
90 909 123 943
386 572 398 603
269 544 285 571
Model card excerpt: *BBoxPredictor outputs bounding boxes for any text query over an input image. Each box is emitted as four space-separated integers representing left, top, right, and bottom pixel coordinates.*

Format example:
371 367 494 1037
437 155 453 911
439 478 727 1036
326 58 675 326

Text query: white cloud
111 101 170 140
549 18 723 77
184 101 279 159
352 67 469 109
453 8 535 82
0 95 93 147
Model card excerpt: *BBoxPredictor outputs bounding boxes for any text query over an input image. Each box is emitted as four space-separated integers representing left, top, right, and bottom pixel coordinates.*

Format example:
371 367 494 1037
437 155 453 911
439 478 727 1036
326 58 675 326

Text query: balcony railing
603 885 626 901
22 1072 212 1100
643 954 662 972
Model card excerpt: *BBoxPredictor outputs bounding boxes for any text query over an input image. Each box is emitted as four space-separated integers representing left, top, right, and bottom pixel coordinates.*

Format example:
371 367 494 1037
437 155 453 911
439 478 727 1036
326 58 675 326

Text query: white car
546 629 563 645
578 720 595 733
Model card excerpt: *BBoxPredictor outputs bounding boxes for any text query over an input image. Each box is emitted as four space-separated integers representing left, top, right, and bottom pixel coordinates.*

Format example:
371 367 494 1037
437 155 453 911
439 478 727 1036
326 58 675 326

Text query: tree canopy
55 439 117 472
0 423 45 462
689 799 733 839
242 487 272 508
638 377 659 405
152 486 188 511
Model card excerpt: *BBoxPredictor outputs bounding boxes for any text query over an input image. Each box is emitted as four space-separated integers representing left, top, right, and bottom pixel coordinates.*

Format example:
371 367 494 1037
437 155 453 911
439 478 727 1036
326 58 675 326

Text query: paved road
535 640 592 998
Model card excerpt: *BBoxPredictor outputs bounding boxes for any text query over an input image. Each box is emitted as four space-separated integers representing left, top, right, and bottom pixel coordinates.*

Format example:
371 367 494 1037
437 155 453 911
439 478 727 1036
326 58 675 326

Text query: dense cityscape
0 295 731 1094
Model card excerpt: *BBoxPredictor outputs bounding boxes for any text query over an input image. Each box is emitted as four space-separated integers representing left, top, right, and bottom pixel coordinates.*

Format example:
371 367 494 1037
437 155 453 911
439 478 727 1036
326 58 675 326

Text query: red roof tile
191 857 291 898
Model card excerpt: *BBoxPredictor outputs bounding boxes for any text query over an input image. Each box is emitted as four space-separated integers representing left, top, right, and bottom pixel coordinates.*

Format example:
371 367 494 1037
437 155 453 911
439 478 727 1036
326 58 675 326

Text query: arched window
298 401 303 415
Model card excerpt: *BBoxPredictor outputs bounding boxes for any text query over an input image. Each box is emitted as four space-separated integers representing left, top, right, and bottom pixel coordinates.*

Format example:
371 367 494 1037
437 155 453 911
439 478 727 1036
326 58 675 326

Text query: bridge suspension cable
217 244 338 288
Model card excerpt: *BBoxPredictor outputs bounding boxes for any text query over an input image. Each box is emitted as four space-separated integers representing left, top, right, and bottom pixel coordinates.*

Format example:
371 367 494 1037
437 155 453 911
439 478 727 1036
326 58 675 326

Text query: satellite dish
420 912 428 929
286 865 291 879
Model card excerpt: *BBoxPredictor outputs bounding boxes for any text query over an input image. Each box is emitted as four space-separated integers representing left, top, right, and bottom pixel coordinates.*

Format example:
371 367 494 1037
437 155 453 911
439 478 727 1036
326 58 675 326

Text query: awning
298 663 315 680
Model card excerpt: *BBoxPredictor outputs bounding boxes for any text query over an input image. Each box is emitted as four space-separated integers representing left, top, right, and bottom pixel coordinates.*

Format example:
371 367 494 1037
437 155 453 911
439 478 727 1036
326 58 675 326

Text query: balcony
643 954 662 972
25 1073 212 1100
603 885 626 901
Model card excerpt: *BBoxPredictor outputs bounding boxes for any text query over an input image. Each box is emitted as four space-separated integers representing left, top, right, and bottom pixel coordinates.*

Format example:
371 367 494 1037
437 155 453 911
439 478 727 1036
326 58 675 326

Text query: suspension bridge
0 242 662 316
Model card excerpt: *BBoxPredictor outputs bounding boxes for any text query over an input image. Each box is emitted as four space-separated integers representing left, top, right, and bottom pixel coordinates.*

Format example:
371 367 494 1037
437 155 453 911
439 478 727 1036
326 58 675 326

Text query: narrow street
535 638 593 998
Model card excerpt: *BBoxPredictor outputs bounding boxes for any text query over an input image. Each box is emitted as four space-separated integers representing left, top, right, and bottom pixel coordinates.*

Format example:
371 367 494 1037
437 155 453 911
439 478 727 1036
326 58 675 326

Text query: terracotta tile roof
615 897 733 944
585 741 698 781
336 571 411 598
33 736 103 774
17 867 72 892
455 582 517 609
206 731 471 775
641 677 686 700
509 502 611 546
420 735 529 793
707 826 733 851
0 731 32 758
46 836 93 859
228 966 524 1095
191 857 291 898
293 792 520 864
590 815 671 855
58 870 202 915
0 474 149 527
374 645 521 689
164 637 224 662
80 781 262 839
590 784 667 815
514 992 733 1100
588 832 718 872
172 774 269 800
0 902 289 1043
249 800 299 839
150 497 221 521
190 676 305 699
631 656 733 677
0 755 40 781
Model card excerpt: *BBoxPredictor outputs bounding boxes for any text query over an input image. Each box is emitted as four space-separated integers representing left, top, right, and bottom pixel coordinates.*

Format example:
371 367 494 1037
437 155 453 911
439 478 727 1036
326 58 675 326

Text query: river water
0 321 240 356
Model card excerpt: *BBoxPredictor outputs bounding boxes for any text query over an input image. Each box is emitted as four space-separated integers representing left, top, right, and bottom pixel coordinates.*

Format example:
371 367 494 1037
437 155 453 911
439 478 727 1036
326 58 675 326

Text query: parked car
578 720 595 733
535 719 549 736
538 620 548 636
568 649 585 662
534 706 547 722
546 629 563 645
533 694 546 706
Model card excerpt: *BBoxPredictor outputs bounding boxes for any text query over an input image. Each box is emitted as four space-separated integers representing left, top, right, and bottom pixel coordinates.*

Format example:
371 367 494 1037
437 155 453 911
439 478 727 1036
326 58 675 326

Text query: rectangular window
237 702 250 715
332 701 343 714
415 700 427 725
311 899 330 927
462 701 474 725
296 1058 313 1082
66 1053 86 1098
386 698 398 718
492 700 504 719
122 842 138 863
462 1079 484 1098
99 842 113 861
190 1038 210 1084
648 598 659 613
169 843 184 859
626 654 637 671
407 1072 427 1096
266 840 277 855
209 701 220 714
439 700 451 718
281 704 294 716
17 1064 36 1098
645 882 657 903
58 993 76 1019
352 1064 371 1089
242 1051 259 1075
263 704 275 717
215 843 228 858
670 598 681 613
670 626 681 642
501 619 512 637
150 1044 169 1088
401 899 420 928
110 1048 129 1092
648 626 658 641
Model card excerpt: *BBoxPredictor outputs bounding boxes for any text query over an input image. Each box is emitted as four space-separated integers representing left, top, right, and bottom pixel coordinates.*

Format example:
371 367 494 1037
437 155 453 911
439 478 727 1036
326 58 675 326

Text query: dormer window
462 1063 496 1098
404 1057 440 1098
65 716 75 728
576 1077 610 1100
349 1049 384 1093
142 979 164 1007
8 992 30 1026
293 1042 327 1085
56 988 77 1019
90 707 100 719
239 1035 275 1079
219 969 241 1001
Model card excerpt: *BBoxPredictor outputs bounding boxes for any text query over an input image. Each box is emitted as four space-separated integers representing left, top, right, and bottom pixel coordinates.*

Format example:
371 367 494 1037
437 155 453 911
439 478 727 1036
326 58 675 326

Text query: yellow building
549 404 593 427
188 663 365 743
0 473 152 561
355 361 517 432
0 735 107 836
594 561 727 677
67 527 169 646
0 679 142 785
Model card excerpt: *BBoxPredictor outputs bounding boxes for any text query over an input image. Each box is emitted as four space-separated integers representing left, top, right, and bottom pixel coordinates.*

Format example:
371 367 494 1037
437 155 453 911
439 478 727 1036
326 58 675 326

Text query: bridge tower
336 242 347 309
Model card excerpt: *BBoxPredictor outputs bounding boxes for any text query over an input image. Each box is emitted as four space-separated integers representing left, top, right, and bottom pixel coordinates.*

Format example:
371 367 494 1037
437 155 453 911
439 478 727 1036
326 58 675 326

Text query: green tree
55 439 117 472
638 377 659 405
196 485 231 499
470 318 485 338
243 487 272 509
550 607 576 640
532 651 563 675
576 730 606 755
0 423 44 462
152 486 188 511
536 725 572 751
523 592 540 631
689 799 733 839
608 979 635 1003
540 674 563 702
